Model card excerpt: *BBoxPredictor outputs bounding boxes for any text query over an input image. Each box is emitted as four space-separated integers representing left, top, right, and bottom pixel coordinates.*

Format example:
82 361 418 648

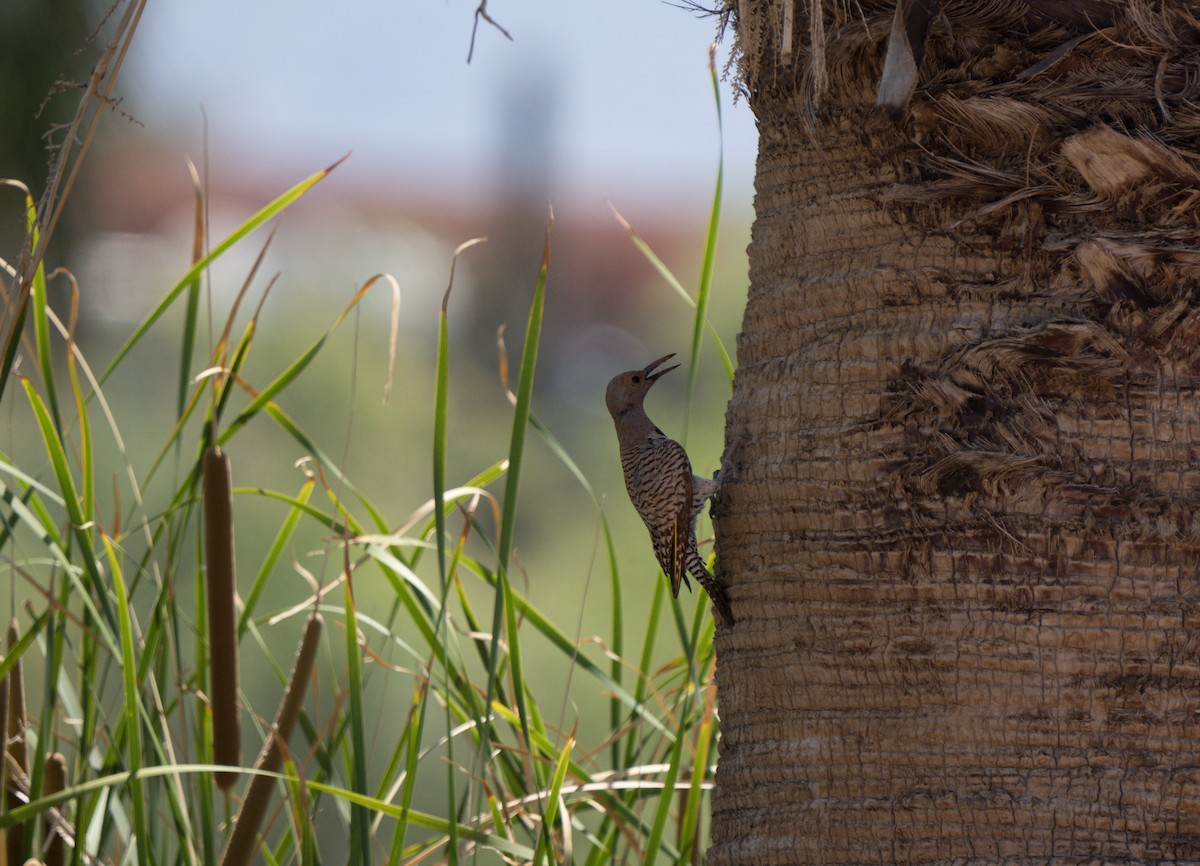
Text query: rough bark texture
713 2 1200 862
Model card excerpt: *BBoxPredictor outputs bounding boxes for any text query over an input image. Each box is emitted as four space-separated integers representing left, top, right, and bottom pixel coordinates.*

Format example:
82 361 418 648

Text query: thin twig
467 0 513 63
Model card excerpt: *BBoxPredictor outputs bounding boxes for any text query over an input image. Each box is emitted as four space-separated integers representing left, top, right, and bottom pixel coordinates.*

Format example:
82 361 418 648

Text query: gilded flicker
605 353 734 626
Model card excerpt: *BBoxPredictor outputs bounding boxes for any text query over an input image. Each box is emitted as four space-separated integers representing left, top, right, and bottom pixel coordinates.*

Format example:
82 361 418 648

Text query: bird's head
605 353 678 419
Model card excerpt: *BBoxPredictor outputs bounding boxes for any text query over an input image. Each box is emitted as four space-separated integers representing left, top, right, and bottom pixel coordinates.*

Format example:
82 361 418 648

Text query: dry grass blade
213 225 279 367
220 613 322 866
369 273 401 405
203 447 240 790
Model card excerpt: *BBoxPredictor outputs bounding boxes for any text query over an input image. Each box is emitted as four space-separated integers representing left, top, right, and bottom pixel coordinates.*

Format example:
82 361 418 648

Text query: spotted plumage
606 354 734 626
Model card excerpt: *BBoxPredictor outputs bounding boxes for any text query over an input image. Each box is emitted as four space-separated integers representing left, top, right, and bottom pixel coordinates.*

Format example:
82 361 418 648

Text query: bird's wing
673 468 693 596
643 436 693 597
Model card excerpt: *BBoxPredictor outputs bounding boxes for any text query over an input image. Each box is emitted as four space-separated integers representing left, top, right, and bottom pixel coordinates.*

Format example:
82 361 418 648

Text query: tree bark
713 2 1200 862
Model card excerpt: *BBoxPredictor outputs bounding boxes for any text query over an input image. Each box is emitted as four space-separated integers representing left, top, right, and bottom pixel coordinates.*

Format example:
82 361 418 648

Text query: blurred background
2 0 757 852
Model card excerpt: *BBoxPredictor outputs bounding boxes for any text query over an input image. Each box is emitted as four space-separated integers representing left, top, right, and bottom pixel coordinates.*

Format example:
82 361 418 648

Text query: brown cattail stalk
203 446 240 790
7 619 27 865
220 613 322 866
42 753 67 866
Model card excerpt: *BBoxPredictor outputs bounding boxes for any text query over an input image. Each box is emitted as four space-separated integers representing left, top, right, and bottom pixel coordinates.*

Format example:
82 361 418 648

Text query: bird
605 353 734 626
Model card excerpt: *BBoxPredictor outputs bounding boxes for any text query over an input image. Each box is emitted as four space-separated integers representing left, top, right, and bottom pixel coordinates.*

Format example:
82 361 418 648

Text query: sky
122 0 759 213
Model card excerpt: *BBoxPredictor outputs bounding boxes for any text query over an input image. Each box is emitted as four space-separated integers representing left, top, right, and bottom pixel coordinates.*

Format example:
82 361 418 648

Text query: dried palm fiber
723 0 1200 524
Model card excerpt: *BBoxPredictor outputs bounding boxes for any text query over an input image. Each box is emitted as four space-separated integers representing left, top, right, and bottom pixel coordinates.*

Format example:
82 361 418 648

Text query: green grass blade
428 239 483 864
433 240 484 599
434 288 450 587
533 733 573 865
431 250 452 860
407 460 508 573
101 530 150 866
622 578 668 769
175 248 201 419
496 225 549 588
341 544 372 866
0 480 75 575
28 597 63 837
232 486 351 535
518 409 626 765
0 609 49 684
237 476 315 637
465 555 672 741
219 339 326 445
18 380 77 523
26 198 63 431
609 205 734 385
676 682 715 861
480 223 550 840
301 779 536 861
218 274 391 448
20 377 118 636
0 455 67 505
643 700 689 866
66 305 96 529
0 290 28 412
683 47 727 437
261 404 362 493
283 756 319 865
387 678 430 864
178 273 202 420
206 314 258 443
100 155 346 385
178 162 204 419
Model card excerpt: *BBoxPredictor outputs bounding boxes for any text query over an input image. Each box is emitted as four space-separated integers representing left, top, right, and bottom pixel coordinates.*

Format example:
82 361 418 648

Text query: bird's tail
685 548 734 626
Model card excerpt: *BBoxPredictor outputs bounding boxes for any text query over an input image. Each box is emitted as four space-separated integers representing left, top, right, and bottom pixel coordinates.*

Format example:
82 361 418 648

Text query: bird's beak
643 353 679 382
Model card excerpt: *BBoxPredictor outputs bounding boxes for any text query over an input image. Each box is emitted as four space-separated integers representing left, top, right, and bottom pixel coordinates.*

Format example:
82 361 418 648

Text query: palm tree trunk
713 2 1200 861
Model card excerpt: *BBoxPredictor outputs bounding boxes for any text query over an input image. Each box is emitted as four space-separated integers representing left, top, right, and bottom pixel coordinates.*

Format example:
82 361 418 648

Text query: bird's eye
631 375 641 383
